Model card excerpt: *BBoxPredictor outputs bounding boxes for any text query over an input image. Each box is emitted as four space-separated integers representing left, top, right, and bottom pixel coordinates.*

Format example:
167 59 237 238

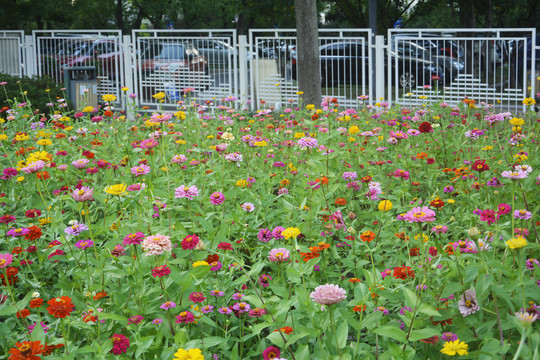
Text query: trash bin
64 66 98 110
164 82 180 102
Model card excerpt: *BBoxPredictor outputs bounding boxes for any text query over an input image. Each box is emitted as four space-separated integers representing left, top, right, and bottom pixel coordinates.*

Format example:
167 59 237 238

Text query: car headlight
425 65 438 72
452 61 465 70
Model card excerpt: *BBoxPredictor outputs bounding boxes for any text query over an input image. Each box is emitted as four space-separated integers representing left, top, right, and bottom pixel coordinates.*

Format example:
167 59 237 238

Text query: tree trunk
294 0 321 106
115 0 125 34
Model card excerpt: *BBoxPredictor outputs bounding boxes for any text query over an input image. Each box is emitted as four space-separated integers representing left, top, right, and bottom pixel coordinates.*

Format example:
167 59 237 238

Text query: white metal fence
0 28 537 111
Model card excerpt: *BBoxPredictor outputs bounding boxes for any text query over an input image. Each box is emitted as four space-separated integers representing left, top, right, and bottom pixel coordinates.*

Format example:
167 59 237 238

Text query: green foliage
0 73 67 114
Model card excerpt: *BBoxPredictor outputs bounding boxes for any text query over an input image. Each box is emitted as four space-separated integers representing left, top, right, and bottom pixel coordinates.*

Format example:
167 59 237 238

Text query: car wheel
399 72 416 89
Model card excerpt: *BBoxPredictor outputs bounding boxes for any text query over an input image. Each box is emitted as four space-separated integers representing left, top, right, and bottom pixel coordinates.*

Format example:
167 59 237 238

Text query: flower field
0 87 539 360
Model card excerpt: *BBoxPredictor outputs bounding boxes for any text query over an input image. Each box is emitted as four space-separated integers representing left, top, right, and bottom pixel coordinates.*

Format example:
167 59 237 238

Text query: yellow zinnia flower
102 94 117 102
172 347 204 360
506 237 527 249
104 184 127 196
192 261 209 267
378 200 393 212
440 340 468 356
282 227 301 239
152 92 165 100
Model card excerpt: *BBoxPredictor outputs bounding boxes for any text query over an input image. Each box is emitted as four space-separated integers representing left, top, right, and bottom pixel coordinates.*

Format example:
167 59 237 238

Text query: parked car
515 35 540 87
256 39 296 59
291 41 443 89
190 39 253 65
391 40 464 84
65 38 124 78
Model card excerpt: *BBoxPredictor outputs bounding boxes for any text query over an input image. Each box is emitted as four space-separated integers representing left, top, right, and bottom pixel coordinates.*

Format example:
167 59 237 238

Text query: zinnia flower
210 192 225 205
0 253 13 268
173 347 205 360
310 284 347 308
440 340 468 356
506 236 527 249
21 160 45 173
241 202 255 212
104 184 127 196
181 234 200 250
152 265 171 277
402 206 436 223
175 311 196 323
130 164 151 176
141 234 172 256
72 186 94 201
110 334 130 355
8 341 45 359
175 185 199 200
458 289 480 317
263 346 281 360
47 296 75 318
74 239 94 250
268 248 290 262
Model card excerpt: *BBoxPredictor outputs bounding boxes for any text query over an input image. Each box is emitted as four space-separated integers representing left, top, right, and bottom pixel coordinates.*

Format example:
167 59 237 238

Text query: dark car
516 36 540 87
391 40 464 85
292 41 443 89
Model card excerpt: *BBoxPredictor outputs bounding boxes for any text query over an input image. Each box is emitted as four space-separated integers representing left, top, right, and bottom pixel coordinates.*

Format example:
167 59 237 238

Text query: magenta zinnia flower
64 221 89 236
232 302 251 313
311 284 347 308
72 159 90 169
249 307 266 317
74 239 94 250
263 346 281 360
209 191 225 205
7 228 30 237
174 185 199 200
257 228 273 242
175 311 195 323
123 232 145 245
479 209 497 225
201 305 214 314
181 234 199 250
110 334 130 355
402 206 436 223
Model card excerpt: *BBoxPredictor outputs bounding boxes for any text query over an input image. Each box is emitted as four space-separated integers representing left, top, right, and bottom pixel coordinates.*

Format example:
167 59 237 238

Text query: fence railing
1 28 537 112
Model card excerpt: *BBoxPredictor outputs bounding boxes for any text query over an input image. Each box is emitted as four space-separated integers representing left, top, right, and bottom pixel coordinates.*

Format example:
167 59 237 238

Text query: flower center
0 259 5 265
413 212 425 218
276 252 283 257
465 300 471 306
180 312 187 317
78 190 85 195
519 210 526 215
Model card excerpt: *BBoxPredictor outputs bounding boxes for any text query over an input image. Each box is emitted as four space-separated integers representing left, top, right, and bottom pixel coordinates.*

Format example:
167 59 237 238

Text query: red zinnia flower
353 304 367 312
181 234 199 250
418 122 433 133
273 326 293 334
25 209 41 218
217 242 233 250
46 296 75 318
93 291 108 300
471 159 489 172
392 265 415 280
206 254 220 263
360 231 376 242
8 340 44 360
1 266 19 286
16 309 30 318
23 226 42 241
334 198 347 205
29 298 44 308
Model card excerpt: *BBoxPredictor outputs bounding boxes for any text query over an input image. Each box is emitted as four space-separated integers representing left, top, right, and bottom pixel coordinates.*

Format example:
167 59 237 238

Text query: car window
156 45 185 60
322 43 346 56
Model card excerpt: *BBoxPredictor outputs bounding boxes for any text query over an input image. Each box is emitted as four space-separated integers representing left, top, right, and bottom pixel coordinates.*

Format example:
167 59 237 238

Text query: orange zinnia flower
317 242 330 250
8 340 45 360
353 304 366 312
47 296 75 318
360 231 376 242
23 226 42 241
416 152 428 159
274 326 293 335
335 198 347 205
93 291 108 301
315 176 329 185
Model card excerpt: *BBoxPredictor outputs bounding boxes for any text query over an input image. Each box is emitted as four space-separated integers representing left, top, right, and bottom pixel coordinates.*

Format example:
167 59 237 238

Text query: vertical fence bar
238 35 249 108
374 35 385 102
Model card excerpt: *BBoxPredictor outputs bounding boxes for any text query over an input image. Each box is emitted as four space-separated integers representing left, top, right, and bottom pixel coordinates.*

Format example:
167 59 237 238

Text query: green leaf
0 305 18 317
135 336 155 357
336 321 348 349
98 312 128 325
403 287 417 308
409 328 440 342
266 331 286 347
417 304 441 317
374 325 406 343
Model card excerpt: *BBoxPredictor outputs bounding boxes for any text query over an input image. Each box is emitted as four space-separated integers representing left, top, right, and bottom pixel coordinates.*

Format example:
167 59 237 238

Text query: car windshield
156 45 185 60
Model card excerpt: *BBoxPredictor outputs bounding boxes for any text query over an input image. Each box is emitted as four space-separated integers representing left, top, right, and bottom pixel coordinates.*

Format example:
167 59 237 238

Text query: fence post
123 35 135 120
23 35 37 78
238 35 249 109
374 35 385 103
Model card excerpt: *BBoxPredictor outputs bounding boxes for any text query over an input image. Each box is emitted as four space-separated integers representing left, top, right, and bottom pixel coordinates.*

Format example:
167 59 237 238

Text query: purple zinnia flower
210 192 225 205
458 289 480 317
74 239 94 249
441 332 458 341
174 185 199 200
514 209 532 220
257 228 273 242
123 232 145 245
272 226 285 239
201 305 214 314
218 307 232 315
7 228 30 237
232 302 251 313
130 164 151 177
64 221 89 236
160 301 176 310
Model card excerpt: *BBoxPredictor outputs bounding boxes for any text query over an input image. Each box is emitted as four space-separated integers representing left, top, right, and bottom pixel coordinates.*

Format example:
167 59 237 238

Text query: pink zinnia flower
0 253 13 268
171 154 187 164
241 202 255 212
272 226 285 239
21 160 46 173
479 209 497 225
151 265 171 277
188 292 207 303
232 302 251 313
127 183 146 192
501 170 528 179
263 346 281 360
268 248 290 262
402 206 436 223
217 242 233 250
514 209 532 220
259 274 272 287
141 234 172 256
201 305 214 314
7 228 30 237
130 164 151 176
298 137 318 149
110 334 130 355
310 284 347 308
175 311 195 323
160 301 176 310
249 307 266 317
72 159 90 169
175 185 199 200
210 192 225 205
218 307 232 314
72 186 94 202
139 138 159 149
431 225 448 234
